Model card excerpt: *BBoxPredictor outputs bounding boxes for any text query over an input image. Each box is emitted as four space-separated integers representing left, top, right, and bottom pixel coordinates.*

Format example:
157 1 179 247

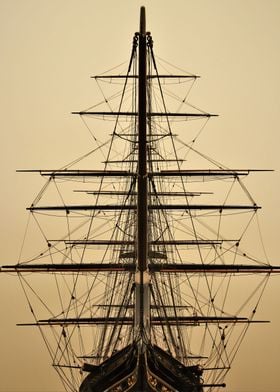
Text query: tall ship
2 6 280 392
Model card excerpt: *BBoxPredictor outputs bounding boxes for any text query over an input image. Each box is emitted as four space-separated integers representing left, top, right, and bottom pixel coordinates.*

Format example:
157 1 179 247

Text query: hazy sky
1 1 280 391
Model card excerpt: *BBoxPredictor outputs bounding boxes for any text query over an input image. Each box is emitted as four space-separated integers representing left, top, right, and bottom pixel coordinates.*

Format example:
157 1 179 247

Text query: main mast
135 6 150 341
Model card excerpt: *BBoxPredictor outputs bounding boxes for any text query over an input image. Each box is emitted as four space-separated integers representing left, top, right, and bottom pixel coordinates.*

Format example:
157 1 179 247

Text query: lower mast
135 5 150 346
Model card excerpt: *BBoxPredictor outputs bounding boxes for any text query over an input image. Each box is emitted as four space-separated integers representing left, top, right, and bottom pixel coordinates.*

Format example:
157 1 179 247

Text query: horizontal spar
18 315 265 327
4 263 280 274
76 191 208 197
17 169 272 178
150 169 273 177
17 169 135 177
103 159 185 164
1 263 136 273
149 263 280 274
63 239 225 246
92 74 200 79
72 111 216 118
28 204 260 211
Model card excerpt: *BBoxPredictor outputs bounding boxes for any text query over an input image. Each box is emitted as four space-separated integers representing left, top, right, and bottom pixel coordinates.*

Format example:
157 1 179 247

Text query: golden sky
1 1 280 391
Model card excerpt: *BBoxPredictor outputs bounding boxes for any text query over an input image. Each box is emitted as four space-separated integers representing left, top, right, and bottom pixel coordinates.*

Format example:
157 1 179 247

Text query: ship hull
80 342 203 392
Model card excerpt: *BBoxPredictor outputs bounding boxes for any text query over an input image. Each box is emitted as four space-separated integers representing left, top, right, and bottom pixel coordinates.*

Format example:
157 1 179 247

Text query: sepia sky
1 0 280 391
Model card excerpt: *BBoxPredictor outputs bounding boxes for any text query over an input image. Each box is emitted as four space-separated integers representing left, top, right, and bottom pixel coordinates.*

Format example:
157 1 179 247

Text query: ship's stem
135 6 150 343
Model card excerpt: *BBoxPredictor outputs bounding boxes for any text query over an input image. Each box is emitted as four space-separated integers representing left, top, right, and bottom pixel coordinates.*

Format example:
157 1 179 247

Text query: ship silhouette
2 6 280 392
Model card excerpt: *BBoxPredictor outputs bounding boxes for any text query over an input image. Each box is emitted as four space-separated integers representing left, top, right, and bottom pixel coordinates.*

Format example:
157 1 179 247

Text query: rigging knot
147 34 153 48
133 33 139 48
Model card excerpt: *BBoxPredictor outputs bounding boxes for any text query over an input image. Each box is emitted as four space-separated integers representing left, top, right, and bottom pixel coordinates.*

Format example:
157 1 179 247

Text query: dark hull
80 342 203 392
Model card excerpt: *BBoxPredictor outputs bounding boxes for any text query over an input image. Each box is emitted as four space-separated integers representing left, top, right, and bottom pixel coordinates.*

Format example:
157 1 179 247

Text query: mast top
140 6 146 35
